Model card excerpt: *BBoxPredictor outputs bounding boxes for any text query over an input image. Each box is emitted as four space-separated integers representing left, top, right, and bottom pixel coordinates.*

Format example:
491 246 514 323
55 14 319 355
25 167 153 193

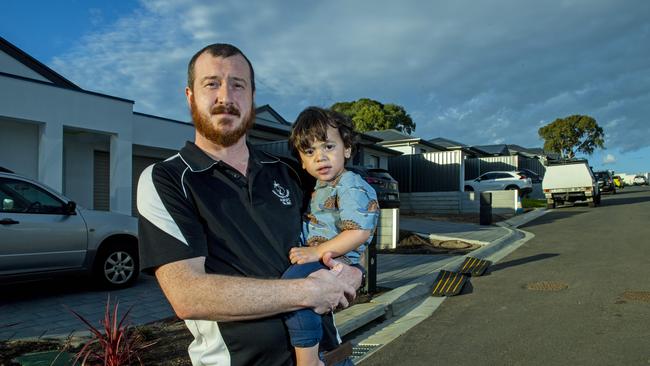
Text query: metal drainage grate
351 344 381 362
460 257 492 276
432 270 468 297
525 281 569 291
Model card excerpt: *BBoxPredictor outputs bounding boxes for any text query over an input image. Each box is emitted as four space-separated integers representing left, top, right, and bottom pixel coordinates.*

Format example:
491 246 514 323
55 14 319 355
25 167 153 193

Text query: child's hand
289 246 321 264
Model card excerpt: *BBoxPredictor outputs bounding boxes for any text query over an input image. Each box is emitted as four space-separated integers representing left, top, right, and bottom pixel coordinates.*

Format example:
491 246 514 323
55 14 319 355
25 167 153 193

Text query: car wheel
505 185 520 194
94 243 139 289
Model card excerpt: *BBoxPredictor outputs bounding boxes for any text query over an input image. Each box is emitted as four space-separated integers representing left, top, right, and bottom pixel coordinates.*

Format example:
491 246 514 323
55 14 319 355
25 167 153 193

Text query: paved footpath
0 216 509 341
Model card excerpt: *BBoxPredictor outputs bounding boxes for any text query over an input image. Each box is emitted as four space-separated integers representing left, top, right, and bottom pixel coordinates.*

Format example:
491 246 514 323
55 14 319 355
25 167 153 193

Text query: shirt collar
179 140 280 173
315 169 346 189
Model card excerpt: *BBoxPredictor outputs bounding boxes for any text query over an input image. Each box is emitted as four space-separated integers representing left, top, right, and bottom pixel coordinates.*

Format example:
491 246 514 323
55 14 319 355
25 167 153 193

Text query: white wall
0 117 39 178
0 50 50 82
132 113 193 150
400 190 520 215
63 131 110 208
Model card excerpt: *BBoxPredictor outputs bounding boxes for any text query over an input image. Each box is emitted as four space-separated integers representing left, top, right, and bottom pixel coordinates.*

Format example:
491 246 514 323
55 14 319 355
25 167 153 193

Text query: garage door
93 151 109 211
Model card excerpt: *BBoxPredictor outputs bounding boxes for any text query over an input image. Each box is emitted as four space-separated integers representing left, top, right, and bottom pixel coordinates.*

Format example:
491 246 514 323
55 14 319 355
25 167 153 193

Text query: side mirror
64 201 77 215
475 178 481 182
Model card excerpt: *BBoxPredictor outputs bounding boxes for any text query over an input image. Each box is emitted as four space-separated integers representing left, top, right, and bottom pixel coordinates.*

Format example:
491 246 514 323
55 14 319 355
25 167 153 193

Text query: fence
400 190 520 215
388 151 463 192
464 155 546 180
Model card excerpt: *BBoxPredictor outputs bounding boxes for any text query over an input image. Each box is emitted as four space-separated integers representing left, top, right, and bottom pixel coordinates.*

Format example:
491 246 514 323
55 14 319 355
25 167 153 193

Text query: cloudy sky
3 0 649 173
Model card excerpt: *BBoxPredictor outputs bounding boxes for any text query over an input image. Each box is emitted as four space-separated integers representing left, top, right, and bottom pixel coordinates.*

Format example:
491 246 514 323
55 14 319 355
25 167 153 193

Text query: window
368 155 380 169
0 178 65 214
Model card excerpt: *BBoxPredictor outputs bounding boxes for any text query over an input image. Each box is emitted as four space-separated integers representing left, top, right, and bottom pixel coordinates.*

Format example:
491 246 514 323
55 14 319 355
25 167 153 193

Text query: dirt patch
378 232 481 255
401 212 516 225
525 281 569 292
1 288 387 366
620 291 650 303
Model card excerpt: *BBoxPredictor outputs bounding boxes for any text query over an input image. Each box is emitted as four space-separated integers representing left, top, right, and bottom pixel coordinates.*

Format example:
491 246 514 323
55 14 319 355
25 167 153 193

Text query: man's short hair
187 43 255 92
289 107 357 159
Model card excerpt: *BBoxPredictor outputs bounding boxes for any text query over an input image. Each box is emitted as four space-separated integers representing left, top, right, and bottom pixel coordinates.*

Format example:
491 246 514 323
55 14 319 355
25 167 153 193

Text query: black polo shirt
137 141 336 366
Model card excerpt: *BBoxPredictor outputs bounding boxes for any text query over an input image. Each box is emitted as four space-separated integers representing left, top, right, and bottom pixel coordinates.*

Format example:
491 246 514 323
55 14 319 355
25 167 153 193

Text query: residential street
362 186 650 366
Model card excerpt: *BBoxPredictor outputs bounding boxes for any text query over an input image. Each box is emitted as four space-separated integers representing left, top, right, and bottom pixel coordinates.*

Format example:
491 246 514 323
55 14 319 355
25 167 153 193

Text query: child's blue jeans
281 261 328 347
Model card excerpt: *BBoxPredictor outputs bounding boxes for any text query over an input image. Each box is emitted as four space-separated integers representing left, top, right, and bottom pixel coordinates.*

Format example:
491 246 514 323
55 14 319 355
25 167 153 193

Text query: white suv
464 171 533 195
633 175 648 186
0 169 139 289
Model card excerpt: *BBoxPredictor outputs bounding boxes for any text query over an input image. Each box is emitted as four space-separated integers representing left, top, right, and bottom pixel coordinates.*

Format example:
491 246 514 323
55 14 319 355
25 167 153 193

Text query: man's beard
190 97 255 147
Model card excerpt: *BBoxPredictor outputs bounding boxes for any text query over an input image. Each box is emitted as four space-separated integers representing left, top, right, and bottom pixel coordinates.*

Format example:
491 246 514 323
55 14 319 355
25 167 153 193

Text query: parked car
464 171 533 195
517 168 543 184
0 170 139 289
348 166 400 208
593 170 616 194
542 159 600 208
633 175 648 186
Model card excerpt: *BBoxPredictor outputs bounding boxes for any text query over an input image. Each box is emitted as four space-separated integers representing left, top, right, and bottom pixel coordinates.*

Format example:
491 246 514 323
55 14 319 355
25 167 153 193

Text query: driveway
0 274 174 340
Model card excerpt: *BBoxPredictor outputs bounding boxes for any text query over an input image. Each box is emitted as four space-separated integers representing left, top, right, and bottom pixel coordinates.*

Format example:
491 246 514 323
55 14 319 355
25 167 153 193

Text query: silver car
464 170 533 195
0 170 139 289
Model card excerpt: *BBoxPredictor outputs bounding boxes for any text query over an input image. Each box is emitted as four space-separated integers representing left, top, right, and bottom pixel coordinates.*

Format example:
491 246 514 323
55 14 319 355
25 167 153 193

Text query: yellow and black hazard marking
431 270 468 297
460 257 492 277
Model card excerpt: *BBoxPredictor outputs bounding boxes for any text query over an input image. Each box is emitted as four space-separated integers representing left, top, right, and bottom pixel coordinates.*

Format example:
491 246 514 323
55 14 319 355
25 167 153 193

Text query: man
137 43 361 366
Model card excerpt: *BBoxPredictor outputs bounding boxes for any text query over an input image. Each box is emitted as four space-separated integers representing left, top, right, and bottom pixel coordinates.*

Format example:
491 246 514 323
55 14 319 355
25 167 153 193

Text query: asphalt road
362 185 650 366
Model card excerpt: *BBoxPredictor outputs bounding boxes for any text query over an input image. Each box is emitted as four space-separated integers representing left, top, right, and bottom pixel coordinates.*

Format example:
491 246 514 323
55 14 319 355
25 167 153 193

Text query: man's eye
325 144 335 151
233 83 245 90
303 149 315 156
206 82 219 88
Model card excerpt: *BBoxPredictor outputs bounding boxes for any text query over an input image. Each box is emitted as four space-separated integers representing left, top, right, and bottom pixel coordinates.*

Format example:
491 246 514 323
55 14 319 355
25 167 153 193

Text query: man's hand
322 252 363 291
301 252 363 314
289 246 321 264
306 268 355 314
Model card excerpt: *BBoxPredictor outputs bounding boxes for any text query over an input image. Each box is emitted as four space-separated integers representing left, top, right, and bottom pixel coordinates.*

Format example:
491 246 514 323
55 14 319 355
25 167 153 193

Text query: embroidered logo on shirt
272 181 292 205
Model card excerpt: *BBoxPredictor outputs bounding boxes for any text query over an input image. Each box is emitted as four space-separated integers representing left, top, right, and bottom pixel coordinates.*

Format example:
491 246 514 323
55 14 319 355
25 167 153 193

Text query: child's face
299 126 351 182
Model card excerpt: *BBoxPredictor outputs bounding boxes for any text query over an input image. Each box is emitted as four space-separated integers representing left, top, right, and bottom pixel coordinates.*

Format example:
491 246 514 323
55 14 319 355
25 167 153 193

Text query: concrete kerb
335 208 548 337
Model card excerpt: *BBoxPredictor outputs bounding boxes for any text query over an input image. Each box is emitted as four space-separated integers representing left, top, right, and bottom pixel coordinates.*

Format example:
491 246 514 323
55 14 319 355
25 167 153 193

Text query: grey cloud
42 0 650 159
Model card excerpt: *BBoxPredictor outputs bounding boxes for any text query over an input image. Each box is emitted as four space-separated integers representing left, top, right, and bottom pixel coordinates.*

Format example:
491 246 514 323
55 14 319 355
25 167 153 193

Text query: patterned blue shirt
303 170 380 265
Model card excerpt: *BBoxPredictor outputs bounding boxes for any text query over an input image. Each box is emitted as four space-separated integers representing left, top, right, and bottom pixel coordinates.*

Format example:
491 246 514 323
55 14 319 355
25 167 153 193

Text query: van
542 160 601 208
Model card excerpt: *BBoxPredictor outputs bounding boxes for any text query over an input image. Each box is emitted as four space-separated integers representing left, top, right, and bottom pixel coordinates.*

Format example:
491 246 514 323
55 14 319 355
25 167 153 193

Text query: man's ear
185 87 193 108
344 147 351 159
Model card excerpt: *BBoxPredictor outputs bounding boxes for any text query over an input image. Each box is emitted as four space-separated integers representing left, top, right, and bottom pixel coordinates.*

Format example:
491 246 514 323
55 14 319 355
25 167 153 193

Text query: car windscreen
367 170 394 180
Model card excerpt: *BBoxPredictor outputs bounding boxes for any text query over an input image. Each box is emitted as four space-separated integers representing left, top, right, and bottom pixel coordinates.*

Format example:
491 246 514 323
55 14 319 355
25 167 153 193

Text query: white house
0 36 292 216
364 129 447 155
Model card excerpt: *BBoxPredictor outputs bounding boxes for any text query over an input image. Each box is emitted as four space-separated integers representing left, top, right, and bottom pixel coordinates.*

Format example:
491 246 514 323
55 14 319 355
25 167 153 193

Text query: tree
330 98 416 134
538 114 604 158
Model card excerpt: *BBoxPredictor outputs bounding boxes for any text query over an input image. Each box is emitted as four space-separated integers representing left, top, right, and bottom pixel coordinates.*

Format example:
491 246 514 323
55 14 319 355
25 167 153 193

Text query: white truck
542 160 601 209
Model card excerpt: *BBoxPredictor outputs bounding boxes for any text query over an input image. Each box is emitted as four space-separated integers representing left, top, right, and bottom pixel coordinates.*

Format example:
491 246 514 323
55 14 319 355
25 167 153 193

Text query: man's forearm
156 257 312 321
155 256 357 322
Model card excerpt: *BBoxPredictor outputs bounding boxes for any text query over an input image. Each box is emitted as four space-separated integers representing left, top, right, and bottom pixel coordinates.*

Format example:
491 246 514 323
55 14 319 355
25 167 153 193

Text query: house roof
365 129 413 141
253 105 293 135
470 144 510 156
0 36 81 90
365 129 446 150
255 104 292 125
428 137 468 149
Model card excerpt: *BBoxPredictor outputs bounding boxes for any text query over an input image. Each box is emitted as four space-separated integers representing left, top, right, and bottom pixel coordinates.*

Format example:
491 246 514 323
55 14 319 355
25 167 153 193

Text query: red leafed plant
68 295 155 366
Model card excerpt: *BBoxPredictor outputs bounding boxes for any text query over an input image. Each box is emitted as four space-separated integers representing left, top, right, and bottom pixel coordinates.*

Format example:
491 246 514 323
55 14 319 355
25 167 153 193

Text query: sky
2 0 649 174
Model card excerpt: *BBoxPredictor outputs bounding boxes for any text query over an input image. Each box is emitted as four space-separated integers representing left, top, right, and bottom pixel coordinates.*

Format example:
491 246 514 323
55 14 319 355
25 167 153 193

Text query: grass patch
522 198 546 208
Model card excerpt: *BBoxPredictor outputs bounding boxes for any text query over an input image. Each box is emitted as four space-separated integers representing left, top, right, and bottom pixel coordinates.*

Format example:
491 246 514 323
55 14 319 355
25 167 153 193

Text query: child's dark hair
289 107 357 159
